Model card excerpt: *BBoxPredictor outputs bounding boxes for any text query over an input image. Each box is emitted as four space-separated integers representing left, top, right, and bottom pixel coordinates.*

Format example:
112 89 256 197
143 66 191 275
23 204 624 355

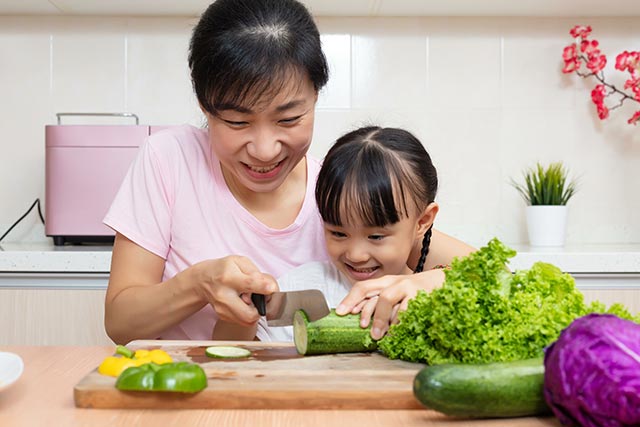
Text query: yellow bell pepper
98 345 173 377
98 356 139 377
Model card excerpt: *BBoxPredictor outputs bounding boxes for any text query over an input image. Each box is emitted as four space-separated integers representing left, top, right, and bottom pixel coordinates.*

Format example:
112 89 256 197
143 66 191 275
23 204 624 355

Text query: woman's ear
416 202 439 237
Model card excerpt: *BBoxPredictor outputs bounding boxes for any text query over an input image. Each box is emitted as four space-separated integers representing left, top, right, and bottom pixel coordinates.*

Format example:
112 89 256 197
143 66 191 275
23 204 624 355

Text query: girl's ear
416 202 439 237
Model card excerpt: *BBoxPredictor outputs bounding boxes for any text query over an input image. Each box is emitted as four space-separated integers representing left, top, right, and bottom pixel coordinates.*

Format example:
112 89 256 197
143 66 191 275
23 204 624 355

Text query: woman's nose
246 128 282 162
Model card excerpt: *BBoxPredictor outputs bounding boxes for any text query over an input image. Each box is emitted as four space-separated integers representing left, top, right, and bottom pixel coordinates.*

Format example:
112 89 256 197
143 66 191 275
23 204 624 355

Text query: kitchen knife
251 290 330 326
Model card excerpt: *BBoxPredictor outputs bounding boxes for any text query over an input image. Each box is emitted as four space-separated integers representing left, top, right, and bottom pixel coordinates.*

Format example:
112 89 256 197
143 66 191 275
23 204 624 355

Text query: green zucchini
293 309 378 355
413 357 551 418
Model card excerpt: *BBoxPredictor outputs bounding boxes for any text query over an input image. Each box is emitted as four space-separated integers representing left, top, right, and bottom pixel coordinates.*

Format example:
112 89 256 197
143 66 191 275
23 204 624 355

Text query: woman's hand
193 255 278 326
336 269 446 340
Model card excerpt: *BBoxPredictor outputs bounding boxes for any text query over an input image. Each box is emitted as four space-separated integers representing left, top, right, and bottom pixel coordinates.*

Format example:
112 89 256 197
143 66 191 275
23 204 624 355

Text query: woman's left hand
336 269 446 340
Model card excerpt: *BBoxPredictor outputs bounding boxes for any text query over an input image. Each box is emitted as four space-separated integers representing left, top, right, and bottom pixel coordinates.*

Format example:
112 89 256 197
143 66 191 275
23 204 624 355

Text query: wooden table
0 346 562 427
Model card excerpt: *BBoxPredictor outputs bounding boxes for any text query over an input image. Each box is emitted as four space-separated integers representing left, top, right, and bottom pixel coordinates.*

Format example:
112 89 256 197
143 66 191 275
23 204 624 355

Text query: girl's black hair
315 126 438 273
189 0 329 115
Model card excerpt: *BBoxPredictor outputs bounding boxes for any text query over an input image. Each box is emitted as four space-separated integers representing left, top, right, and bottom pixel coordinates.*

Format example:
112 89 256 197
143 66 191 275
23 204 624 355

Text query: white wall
1 15 639 246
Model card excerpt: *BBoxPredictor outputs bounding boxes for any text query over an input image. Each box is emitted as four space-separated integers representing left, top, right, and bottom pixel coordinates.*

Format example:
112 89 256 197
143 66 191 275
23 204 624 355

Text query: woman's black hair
315 126 438 273
189 0 329 115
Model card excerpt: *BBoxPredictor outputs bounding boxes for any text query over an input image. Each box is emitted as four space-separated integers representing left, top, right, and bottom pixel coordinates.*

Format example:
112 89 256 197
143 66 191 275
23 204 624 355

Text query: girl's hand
336 269 445 340
193 255 278 326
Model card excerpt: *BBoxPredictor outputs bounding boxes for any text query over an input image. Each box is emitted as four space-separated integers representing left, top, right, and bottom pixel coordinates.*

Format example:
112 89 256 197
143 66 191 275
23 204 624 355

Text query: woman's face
205 76 317 195
323 213 423 285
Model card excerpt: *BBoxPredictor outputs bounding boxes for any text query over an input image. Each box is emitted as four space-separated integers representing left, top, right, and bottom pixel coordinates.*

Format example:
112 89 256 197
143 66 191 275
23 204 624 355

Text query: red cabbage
543 313 640 427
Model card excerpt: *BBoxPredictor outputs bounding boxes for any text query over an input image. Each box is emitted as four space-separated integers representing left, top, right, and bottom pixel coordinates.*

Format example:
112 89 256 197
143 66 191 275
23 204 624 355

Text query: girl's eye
368 235 385 241
329 230 346 238
279 115 302 125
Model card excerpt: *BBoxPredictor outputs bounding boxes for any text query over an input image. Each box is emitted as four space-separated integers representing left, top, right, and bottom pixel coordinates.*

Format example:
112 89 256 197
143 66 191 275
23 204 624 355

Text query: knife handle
251 293 266 316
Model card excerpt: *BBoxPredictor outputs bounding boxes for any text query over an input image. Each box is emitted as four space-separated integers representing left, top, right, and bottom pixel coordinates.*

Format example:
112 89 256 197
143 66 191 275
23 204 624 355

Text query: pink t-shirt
104 124 329 340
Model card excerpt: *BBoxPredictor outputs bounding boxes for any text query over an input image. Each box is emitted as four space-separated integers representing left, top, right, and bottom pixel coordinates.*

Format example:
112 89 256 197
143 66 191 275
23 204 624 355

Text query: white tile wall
0 15 639 245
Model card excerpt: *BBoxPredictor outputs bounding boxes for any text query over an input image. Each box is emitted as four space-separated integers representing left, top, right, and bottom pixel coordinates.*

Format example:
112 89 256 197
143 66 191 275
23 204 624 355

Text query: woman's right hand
105 233 277 344
192 255 279 326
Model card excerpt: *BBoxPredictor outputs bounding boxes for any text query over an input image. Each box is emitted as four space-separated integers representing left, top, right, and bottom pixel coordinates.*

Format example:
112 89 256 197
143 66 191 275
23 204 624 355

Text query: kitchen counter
0 345 561 427
2 241 640 274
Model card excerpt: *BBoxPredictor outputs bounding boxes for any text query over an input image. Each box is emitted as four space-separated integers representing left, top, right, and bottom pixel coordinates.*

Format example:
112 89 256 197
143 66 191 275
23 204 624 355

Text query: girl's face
205 75 317 194
323 206 435 284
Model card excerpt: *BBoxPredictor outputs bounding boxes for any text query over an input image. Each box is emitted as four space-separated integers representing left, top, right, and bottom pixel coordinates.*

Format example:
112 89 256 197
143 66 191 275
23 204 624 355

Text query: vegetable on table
544 313 640 427
413 357 550 418
379 238 639 365
205 346 252 359
293 309 377 355
115 362 207 393
98 346 173 377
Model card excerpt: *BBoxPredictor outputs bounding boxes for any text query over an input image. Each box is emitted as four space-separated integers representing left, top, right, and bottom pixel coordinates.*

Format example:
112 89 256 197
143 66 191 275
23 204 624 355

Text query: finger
399 296 411 313
370 298 393 340
231 257 279 294
336 277 391 315
351 299 368 315
359 297 379 328
239 293 253 305
215 290 261 325
243 271 279 295
390 304 401 325
370 285 411 339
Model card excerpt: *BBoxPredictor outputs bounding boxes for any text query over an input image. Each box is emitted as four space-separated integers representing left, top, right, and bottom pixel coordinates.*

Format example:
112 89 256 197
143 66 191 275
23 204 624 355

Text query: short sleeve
103 137 174 259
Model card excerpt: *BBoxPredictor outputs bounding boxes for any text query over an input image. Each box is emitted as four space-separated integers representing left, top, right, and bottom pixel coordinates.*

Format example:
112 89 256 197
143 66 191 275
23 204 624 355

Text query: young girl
215 125 440 341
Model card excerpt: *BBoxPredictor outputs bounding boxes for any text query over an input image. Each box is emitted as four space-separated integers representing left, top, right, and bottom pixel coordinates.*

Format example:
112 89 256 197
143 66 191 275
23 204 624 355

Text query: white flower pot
525 205 568 247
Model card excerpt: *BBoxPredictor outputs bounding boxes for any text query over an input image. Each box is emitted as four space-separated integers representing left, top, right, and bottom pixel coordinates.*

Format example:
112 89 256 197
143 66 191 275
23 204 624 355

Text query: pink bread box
45 113 173 245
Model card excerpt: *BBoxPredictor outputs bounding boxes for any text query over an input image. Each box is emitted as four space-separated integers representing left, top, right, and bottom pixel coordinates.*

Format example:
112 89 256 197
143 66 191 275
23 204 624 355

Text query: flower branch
562 25 640 125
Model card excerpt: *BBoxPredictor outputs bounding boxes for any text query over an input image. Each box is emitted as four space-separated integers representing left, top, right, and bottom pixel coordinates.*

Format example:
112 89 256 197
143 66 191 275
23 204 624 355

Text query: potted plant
511 162 578 247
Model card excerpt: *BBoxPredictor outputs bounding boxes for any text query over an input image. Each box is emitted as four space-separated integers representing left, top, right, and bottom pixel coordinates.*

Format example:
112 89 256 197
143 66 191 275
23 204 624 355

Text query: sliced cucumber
205 346 252 359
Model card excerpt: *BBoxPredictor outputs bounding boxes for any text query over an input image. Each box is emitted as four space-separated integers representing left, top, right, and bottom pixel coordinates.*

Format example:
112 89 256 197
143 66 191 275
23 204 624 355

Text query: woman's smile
243 160 284 179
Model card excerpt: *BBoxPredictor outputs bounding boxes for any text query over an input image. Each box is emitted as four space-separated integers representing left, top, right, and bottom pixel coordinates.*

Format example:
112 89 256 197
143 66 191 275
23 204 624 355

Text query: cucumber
293 309 378 355
413 357 551 418
205 346 252 359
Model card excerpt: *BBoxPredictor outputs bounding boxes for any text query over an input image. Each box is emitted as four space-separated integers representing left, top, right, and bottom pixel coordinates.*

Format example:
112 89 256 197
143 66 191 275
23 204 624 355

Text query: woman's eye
223 120 248 127
330 230 346 238
279 115 302 125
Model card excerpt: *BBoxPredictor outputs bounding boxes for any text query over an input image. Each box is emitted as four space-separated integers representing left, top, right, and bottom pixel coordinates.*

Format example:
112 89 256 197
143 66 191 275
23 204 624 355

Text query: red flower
615 51 640 73
580 39 599 54
570 25 592 39
563 44 577 61
596 104 609 120
591 84 606 104
586 54 607 73
628 111 640 125
562 44 581 73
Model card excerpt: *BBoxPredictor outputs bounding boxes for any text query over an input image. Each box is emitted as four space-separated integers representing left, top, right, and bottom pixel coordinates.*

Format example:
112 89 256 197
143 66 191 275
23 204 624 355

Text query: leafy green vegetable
379 238 639 364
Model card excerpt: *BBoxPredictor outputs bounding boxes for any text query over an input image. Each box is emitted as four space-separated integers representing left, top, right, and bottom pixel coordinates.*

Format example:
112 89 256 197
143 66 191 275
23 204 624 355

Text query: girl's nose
344 242 369 264
246 128 282 162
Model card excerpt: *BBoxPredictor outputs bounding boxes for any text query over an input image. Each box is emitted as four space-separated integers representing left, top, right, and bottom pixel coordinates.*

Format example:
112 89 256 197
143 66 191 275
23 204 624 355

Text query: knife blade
251 289 330 327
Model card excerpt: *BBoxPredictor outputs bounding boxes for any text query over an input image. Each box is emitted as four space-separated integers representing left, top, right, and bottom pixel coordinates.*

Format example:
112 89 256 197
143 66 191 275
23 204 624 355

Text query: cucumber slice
205 346 252 359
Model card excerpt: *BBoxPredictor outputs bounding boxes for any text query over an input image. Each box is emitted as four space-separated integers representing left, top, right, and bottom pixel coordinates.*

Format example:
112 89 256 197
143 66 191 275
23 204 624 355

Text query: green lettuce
378 238 639 364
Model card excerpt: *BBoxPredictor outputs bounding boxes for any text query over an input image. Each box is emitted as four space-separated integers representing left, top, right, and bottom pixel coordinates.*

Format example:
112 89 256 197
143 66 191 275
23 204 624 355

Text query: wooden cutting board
74 340 425 409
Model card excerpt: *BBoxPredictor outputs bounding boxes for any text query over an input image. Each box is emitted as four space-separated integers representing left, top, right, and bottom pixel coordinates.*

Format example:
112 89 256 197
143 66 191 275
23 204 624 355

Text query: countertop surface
2 241 640 274
0 345 561 427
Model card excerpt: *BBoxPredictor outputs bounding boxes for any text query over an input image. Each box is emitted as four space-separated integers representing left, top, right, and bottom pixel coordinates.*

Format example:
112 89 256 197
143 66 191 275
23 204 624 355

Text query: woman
103 0 474 344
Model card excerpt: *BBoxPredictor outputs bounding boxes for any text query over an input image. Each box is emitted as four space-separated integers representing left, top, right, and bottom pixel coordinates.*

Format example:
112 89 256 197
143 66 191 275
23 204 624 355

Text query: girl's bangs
322 151 410 227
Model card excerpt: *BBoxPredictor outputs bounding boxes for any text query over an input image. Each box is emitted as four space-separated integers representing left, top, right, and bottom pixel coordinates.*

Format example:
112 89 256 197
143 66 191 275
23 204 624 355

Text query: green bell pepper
115 362 207 393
